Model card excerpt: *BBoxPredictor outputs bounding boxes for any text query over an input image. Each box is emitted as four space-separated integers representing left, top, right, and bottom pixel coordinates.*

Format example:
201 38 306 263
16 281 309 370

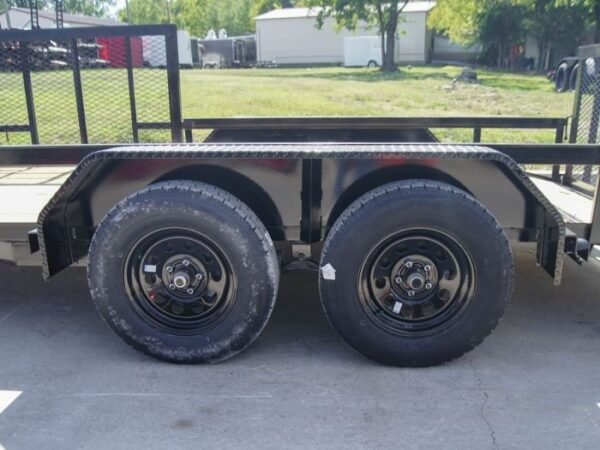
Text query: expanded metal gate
568 45 600 186
0 24 182 145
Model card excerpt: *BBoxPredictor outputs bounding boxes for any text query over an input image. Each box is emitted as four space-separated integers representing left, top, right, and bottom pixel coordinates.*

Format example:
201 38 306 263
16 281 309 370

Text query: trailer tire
319 180 513 367
569 64 579 91
88 180 279 363
367 60 378 68
555 62 569 92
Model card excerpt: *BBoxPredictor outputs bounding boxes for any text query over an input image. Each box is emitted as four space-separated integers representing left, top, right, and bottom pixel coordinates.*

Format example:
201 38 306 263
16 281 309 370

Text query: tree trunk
380 33 386 69
382 11 398 72
537 40 544 72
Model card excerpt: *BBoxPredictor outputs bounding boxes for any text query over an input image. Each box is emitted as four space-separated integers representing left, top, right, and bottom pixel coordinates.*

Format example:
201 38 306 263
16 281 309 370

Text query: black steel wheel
360 230 475 336
124 228 235 335
88 181 279 363
320 180 513 367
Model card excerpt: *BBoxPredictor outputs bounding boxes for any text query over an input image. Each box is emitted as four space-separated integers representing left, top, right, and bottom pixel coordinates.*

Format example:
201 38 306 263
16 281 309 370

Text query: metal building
255 3 438 65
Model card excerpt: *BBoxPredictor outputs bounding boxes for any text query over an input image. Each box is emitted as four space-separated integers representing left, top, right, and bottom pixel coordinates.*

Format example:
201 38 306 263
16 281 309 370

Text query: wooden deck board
531 176 594 224
0 166 595 242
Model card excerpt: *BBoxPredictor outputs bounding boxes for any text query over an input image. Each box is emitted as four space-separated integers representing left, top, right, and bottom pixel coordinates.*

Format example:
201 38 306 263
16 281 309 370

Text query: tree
61 0 116 17
1 0 114 16
522 0 587 70
557 0 600 41
306 0 412 72
428 0 484 47
121 0 256 37
253 0 295 15
429 0 525 66
430 0 590 69
118 0 170 24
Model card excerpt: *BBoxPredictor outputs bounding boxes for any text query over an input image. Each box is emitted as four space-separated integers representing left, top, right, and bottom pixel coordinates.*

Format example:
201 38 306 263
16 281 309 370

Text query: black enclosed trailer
1 25 600 367
199 35 256 68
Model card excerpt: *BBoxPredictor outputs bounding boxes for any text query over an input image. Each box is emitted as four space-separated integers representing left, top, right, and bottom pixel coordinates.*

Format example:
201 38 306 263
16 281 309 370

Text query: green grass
0 65 574 145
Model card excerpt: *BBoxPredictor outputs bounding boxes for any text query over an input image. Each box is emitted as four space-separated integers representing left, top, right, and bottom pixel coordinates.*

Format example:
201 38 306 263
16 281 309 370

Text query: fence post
19 42 39 145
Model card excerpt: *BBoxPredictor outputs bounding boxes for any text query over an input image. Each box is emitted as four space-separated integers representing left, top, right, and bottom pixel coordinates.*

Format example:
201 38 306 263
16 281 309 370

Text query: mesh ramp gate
568 45 600 187
0 24 182 145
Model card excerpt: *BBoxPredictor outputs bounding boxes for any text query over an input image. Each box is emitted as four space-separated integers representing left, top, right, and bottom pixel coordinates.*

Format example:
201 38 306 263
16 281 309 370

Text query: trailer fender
36 144 565 285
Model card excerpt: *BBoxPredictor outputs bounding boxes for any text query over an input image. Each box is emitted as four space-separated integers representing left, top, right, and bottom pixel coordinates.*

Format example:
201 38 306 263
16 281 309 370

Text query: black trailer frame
1 116 599 288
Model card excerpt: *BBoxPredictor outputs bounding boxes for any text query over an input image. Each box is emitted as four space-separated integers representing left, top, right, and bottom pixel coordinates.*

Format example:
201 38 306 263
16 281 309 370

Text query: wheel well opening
326 165 473 234
154 165 285 241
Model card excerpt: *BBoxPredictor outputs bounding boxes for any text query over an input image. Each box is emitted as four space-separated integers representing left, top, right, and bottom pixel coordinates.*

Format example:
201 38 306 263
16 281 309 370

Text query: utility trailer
2 25 600 367
1 116 599 367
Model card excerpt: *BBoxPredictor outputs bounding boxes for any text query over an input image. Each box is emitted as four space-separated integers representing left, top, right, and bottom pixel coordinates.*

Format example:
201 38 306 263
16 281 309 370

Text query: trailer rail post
125 35 139 143
19 41 39 145
165 26 183 143
71 38 88 144
552 123 565 182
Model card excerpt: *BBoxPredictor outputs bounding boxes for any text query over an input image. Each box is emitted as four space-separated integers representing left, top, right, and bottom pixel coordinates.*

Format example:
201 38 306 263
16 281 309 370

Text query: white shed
255 2 437 65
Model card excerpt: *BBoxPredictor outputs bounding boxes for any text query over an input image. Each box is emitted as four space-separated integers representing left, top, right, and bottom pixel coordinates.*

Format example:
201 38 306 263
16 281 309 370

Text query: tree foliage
2 0 115 16
430 0 592 68
122 0 263 37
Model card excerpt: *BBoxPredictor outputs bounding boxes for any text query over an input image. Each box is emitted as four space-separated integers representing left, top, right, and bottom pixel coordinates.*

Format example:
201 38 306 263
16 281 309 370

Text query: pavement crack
470 361 499 450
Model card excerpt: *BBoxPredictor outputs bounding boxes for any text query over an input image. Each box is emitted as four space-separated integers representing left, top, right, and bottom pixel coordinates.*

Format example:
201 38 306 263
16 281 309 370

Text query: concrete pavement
0 245 599 449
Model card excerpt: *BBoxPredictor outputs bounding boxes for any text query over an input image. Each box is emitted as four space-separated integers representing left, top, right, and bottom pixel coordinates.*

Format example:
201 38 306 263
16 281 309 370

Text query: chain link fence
0 25 182 146
568 53 600 187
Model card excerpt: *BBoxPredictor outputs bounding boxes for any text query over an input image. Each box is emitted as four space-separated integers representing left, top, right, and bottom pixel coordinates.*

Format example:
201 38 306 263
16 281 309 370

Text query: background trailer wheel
319 180 514 367
555 62 570 92
88 181 279 363
569 64 580 91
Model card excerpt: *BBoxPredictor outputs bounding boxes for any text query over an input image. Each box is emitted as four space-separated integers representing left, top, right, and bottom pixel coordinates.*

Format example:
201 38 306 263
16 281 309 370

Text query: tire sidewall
555 63 569 92
319 182 513 366
88 184 279 363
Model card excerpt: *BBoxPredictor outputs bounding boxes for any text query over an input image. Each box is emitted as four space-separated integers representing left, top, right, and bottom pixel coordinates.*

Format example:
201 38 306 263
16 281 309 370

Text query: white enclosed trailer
142 30 193 67
343 36 382 67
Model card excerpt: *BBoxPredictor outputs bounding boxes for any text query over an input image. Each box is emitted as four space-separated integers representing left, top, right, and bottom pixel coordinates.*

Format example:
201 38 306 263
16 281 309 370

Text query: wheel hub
360 231 475 334
124 229 234 333
162 255 208 300
392 255 438 299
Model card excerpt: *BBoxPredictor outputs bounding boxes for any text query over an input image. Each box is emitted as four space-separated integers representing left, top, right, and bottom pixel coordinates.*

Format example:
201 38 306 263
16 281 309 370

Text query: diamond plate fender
37 143 565 284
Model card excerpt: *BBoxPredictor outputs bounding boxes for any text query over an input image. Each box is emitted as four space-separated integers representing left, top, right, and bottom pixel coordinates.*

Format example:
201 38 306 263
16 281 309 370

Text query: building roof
4 7 123 27
255 2 436 20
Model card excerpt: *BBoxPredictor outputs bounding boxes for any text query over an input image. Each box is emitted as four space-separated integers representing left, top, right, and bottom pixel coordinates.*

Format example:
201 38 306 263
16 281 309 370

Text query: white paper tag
143 264 157 273
321 263 336 280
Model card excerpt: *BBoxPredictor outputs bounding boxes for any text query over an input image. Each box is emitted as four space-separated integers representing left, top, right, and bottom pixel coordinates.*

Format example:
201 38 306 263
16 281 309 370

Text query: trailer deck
0 164 595 228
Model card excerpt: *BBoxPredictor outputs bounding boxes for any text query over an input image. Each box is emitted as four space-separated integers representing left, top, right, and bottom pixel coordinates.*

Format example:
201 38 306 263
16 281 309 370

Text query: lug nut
405 262 413 269
424 265 432 272
394 276 403 284
425 282 433 290
169 283 175 290
166 265 173 273
186 288 194 295
195 273 203 280
182 259 190 267
408 290 415 297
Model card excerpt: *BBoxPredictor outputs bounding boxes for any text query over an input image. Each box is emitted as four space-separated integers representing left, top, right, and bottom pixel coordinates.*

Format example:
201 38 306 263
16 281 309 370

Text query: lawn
1 65 574 145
